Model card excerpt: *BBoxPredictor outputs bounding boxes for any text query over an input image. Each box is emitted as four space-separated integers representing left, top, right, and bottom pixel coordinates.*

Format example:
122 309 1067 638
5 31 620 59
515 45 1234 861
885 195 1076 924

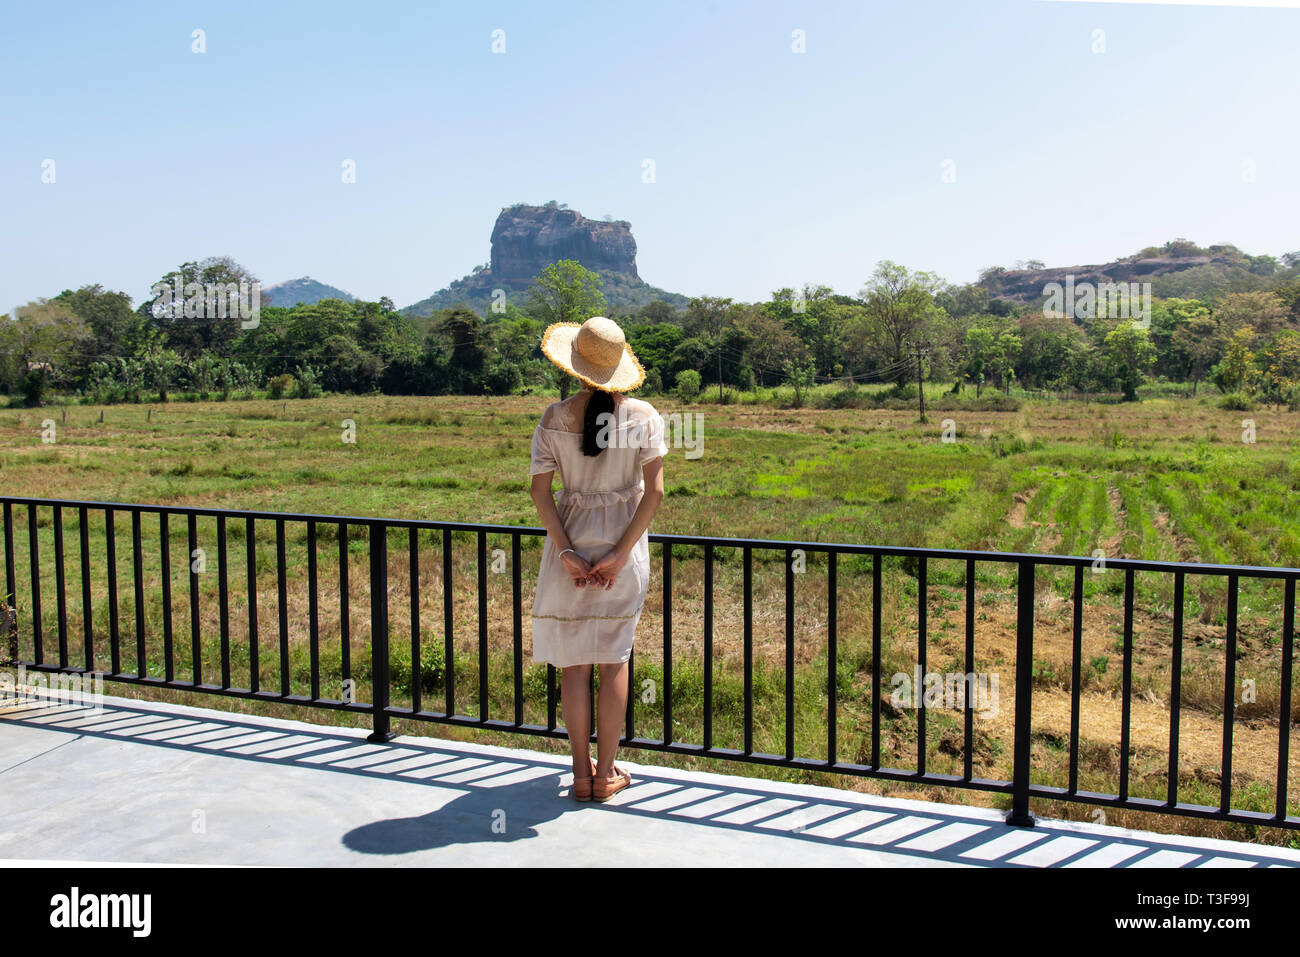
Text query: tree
1247 254 1278 276
525 260 607 398
635 299 680 326
994 332 1023 394
719 319 757 389
1258 331 1300 408
140 256 260 357
53 284 155 365
859 261 945 386
732 305 802 386
3 299 93 401
1169 309 1219 394
1213 326 1256 395
477 315 538 394
769 285 846 377
319 334 384 393
936 283 991 319
1150 298 1212 384
977 266 1007 295
964 327 996 397
667 336 713 384
187 353 220 397
1103 322 1156 401
1162 238 1205 258
783 357 816 408
432 309 486 393
627 323 685 381
1214 291 1286 339
1016 313 1088 391
141 347 184 402
682 296 735 398
682 296 734 340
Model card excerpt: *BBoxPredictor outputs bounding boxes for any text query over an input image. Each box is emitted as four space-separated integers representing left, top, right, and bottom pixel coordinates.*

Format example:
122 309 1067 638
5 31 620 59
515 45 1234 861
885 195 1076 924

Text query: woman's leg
595 661 629 777
560 664 594 777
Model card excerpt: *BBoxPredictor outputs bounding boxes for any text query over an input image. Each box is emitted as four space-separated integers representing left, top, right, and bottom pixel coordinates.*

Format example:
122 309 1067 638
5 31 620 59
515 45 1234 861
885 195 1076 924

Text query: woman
528 315 667 803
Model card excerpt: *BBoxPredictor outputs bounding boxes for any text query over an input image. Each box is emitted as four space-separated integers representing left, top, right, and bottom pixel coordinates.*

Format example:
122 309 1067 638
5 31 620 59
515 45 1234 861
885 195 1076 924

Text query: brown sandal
572 757 598 802
592 764 632 802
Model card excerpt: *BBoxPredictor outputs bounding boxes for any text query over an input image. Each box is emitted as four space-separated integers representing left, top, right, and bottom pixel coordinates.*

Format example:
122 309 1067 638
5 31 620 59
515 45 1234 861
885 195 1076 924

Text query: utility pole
908 340 930 423
717 344 723 404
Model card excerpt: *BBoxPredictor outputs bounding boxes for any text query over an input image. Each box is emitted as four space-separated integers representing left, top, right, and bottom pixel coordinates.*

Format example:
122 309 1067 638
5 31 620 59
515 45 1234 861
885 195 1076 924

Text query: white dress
529 394 668 667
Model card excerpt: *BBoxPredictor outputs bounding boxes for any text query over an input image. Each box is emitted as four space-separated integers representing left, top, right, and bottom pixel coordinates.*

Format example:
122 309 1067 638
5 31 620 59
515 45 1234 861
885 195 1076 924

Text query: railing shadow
2 692 1295 868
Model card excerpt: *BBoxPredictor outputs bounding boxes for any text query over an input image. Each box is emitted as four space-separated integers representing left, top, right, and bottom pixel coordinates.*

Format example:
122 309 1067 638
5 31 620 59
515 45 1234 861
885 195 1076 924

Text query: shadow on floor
1 694 1292 868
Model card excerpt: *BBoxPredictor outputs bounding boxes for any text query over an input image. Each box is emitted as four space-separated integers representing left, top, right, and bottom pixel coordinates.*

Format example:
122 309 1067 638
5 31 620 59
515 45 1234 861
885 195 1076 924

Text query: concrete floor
2 688 1297 868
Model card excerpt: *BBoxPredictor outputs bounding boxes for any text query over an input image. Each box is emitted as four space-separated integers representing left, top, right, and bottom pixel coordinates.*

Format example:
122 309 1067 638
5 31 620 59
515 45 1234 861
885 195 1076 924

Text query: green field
1 387 1297 845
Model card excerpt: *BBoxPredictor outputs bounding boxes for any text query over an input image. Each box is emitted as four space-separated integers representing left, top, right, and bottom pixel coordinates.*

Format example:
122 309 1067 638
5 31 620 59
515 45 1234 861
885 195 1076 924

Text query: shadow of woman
342 771 586 855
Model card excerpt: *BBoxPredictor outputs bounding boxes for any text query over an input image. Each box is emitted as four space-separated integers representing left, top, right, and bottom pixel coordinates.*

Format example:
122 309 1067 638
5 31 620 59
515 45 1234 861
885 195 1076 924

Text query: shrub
675 369 701 400
483 357 521 395
783 359 816 408
293 365 322 399
388 637 447 696
89 379 125 405
927 393 1021 412
988 431 1038 457
268 374 294 400
1218 392 1255 411
823 380 861 409
21 368 51 407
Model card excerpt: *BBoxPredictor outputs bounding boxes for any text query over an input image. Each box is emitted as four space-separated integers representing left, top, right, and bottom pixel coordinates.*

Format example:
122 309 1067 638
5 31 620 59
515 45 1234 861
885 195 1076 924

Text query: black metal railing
1 495 1295 832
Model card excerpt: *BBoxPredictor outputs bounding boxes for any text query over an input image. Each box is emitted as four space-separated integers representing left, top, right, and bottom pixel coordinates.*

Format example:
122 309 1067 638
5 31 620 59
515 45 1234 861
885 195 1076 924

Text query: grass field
1 385 1297 846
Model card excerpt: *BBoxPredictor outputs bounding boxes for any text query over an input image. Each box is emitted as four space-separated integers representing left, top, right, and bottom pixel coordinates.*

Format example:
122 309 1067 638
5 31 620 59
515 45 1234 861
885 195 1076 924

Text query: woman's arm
587 456 665 590
530 470 595 587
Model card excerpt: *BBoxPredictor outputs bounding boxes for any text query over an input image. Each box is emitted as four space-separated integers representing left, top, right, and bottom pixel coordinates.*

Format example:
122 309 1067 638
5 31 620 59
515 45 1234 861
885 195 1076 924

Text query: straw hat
540 316 646 393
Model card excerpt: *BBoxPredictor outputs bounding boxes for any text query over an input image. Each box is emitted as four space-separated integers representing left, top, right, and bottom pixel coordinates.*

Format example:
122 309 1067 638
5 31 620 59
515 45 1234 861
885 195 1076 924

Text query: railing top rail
3 494 1299 579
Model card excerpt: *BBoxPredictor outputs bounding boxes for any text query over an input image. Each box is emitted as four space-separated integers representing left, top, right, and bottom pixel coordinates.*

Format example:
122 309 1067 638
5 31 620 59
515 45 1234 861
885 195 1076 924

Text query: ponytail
581 388 616 456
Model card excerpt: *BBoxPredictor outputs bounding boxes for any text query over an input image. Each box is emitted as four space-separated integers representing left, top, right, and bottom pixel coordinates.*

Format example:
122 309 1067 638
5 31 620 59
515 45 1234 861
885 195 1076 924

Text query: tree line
5 247 1300 408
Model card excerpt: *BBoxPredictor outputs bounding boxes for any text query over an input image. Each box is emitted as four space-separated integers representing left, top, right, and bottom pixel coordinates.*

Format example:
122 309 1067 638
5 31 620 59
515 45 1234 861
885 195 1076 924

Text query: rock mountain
403 203 689 318
491 204 639 279
261 276 356 308
978 245 1285 304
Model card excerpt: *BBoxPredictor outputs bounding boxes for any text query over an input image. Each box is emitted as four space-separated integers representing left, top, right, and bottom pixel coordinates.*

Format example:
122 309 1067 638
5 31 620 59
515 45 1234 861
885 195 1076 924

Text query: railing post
1006 558 1037 827
368 523 394 743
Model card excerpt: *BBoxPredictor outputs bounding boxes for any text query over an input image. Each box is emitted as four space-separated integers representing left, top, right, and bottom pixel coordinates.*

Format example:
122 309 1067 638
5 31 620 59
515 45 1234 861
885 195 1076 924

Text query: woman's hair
581 388 616 457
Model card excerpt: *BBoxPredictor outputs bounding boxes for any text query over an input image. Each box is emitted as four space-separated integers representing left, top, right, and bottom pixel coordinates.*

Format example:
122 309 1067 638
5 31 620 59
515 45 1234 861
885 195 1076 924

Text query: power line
712 346 916 384
715 344 915 378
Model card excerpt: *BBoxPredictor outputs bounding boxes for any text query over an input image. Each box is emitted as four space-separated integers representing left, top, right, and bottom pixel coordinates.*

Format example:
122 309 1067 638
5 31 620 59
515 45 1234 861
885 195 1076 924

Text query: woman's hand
559 548 594 587
587 548 629 591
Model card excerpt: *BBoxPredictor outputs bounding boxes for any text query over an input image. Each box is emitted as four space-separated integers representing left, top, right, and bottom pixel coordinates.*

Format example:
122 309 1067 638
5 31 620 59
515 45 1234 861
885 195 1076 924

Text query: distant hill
402 203 691 318
977 242 1292 304
262 276 356 307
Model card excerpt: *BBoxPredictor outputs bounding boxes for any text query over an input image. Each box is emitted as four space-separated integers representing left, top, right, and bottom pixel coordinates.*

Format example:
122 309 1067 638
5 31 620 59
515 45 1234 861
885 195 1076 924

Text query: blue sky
2 0 1298 314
